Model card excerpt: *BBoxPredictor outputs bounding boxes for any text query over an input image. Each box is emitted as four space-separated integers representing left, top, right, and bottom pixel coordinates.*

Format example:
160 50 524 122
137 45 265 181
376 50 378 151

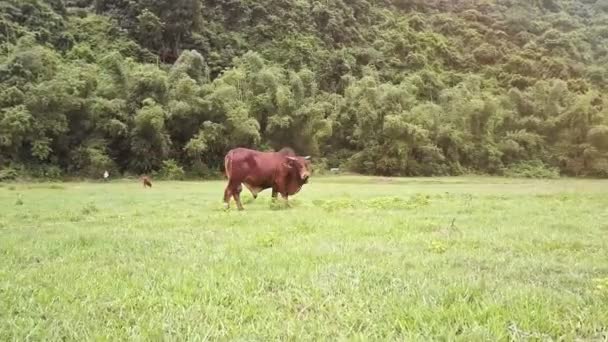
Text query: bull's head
285 156 312 183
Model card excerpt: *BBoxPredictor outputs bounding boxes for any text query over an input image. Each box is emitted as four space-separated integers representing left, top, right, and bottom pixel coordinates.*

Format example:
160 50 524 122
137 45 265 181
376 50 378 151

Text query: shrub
69 145 117 178
160 159 185 180
502 160 559 179
29 165 63 180
311 158 329 176
588 158 608 178
187 160 224 179
0 167 20 181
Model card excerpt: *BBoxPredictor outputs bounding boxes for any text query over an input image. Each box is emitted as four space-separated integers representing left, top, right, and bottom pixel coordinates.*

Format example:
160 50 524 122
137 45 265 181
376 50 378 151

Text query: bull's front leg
273 182 290 207
271 187 278 202
280 191 291 207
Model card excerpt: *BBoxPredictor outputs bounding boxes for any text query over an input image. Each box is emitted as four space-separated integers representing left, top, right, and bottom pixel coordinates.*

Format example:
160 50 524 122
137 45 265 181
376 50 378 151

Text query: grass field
1 176 608 340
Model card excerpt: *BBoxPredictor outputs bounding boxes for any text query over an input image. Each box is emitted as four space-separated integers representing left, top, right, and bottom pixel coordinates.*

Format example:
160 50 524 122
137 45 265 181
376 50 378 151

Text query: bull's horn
304 156 311 160
286 156 297 161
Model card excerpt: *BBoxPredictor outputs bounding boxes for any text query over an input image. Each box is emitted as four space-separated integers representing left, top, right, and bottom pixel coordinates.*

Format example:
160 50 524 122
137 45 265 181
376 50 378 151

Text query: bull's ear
284 156 296 168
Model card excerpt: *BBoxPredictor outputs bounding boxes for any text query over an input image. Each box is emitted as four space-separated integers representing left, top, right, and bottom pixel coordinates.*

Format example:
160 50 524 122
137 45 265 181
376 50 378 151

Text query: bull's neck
286 171 304 195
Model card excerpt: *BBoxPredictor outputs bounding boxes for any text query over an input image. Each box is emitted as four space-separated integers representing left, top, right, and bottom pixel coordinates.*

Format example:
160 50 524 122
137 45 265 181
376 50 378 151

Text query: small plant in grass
81 202 99 215
293 222 316 234
429 239 448 253
593 277 608 296
68 213 83 222
312 198 357 211
15 194 23 206
257 235 278 248
313 194 431 211
269 199 289 210
367 196 408 209
410 193 431 206
269 198 300 210
47 184 66 190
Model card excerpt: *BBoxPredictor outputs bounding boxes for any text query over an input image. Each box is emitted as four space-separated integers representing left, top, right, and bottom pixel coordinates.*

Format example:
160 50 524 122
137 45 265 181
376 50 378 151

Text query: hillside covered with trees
1 0 608 179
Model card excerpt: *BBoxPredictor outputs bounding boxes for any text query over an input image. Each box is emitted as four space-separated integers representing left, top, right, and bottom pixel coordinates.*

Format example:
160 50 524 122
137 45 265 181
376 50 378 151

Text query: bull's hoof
237 207 244 211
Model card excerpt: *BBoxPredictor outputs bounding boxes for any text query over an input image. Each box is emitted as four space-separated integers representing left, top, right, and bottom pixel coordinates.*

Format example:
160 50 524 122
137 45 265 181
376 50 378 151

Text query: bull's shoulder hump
228 147 251 154
226 147 256 159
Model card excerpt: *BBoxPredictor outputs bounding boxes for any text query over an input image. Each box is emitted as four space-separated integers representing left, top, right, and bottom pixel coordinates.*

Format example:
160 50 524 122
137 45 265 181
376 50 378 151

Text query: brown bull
223 147 311 210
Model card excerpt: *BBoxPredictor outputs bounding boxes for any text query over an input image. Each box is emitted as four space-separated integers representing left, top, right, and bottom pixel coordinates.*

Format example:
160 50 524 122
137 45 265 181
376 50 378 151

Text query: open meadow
1 176 608 340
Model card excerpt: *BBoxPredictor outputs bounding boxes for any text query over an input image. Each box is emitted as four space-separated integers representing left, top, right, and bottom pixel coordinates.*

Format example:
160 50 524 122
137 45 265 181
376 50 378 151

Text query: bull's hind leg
232 183 244 210
225 179 245 210
223 185 232 209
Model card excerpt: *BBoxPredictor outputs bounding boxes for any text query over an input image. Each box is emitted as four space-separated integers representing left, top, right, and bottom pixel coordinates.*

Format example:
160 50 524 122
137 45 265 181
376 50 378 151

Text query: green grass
1 176 608 340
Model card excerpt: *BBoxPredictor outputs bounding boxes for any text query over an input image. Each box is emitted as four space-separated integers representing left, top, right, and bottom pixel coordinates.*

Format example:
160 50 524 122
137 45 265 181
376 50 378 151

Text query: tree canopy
1 0 608 178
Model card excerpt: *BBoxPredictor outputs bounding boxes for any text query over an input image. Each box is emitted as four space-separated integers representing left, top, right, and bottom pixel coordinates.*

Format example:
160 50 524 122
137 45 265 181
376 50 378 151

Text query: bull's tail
224 151 232 179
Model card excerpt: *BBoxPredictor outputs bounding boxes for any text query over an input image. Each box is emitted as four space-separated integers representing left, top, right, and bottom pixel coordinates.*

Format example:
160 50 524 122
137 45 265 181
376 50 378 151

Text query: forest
1 0 608 179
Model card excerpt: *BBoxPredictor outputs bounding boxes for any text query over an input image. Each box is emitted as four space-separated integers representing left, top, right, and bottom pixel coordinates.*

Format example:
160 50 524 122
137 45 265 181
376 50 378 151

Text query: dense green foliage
2 0 608 177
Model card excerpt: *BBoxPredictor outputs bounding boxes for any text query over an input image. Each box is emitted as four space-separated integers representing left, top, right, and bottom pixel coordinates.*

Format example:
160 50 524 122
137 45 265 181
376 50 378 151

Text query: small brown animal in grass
142 176 152 188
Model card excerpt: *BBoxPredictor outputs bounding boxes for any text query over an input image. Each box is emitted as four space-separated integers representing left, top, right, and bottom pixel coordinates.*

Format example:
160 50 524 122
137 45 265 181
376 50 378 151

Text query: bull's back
224 148 281 184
